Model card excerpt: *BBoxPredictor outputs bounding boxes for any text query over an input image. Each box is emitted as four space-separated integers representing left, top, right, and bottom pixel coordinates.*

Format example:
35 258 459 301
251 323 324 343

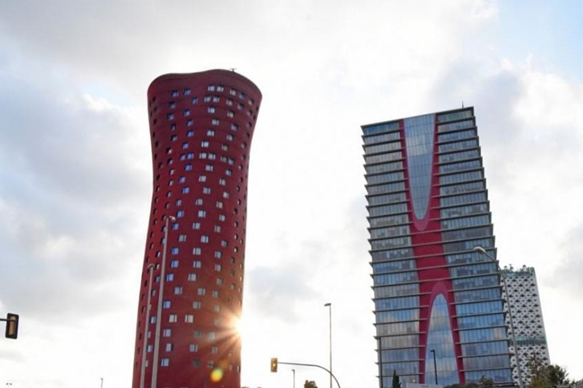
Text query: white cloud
1 1 583 387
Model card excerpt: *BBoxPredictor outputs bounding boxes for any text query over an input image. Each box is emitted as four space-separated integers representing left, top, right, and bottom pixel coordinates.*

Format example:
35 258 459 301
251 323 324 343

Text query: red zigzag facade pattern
363 108 513 387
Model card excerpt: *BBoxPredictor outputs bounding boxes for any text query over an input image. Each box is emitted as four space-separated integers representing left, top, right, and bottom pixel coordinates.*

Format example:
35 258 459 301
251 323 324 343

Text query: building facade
132 70 262 388
503 266 550 385
362 107 513 387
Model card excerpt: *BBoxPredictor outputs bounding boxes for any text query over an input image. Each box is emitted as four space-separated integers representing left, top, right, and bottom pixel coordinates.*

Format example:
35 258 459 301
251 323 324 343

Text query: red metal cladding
400 117 464 383
132 70 262 388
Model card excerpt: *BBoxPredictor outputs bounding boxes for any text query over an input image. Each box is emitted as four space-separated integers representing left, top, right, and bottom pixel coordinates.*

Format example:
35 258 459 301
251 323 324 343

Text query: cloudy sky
1 1 582 387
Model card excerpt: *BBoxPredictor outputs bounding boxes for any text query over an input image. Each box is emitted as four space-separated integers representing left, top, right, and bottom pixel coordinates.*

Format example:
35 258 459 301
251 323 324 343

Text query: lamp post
473 246 524 388
151 215 176 388
140 264 155 388
377 336 384 388
324 303 332 388
430 349 438 385
292 369 296 388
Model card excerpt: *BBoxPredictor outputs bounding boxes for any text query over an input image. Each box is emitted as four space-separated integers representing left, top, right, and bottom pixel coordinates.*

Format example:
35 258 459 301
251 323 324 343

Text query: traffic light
270 357 278 372
5 313 19 339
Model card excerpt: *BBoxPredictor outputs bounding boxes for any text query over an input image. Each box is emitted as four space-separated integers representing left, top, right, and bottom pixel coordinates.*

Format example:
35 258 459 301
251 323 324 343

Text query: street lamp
430 349 438 385
151 215 176 388
324 303 332 388
140 264 155 388
473 246 524 388
376 336 384 388
292 369 296 388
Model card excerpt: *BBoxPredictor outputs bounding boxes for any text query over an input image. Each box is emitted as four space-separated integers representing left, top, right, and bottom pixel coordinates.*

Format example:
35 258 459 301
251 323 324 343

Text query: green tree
392 370 402 388
479 375 494 388
528 354 551 388
526 354 573 388
304 380 318 388
443 383 478 388
548 364 572 387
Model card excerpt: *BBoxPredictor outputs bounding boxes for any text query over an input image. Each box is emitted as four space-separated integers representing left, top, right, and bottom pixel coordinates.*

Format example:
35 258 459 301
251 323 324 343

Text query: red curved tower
132 69 262 388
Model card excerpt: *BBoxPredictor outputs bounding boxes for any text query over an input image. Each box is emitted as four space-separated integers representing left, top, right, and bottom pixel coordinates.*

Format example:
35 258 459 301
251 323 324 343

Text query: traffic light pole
277 361 341 388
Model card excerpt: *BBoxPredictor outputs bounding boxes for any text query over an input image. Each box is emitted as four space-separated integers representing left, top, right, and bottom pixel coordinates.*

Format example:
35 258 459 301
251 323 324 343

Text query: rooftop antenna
230 68 237 72
462 101 464 108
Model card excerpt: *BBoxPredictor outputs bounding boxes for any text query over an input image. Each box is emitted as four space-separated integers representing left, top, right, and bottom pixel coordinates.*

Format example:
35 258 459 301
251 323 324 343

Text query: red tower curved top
132 69 262 388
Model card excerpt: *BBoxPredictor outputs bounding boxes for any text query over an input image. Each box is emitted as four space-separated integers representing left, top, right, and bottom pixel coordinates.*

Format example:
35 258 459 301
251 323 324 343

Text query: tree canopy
304 380 318 388
392 370 402 388
527 354 574 388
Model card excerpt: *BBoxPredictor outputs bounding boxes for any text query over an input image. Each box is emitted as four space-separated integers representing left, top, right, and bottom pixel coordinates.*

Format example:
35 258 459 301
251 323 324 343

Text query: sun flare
234 316 247 339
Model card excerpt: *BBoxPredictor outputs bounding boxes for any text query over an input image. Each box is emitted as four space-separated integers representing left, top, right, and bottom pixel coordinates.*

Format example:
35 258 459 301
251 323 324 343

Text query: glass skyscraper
362 107 513 387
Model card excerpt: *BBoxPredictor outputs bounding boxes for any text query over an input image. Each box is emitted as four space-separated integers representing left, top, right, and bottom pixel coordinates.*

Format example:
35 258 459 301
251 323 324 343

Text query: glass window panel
368 203 408 217
365 161 404 175
366 171 405 185
367 192 407 206
439 159 481 174
380 334 419 348
369 213 409 228
449 262 498 278
441 226 492 242
365 151 403 164
371 236 412 251
375 296 419 311
440 170 483 185
446 251 496 265
438 148 479 163
441 192 487 208
363 131 401 145
371 248 414 261
376 321 419 336
452 275 498 290
437 119 475 132
437 109 473 123
438 139 478 153
374 283 419 298
455 300 503 316
381 348 419 362
465 369 512 383
454 288 502 303
362 122 400 136
381 361 420 375
369 224 410 239
443 237 493 254
366 181 406 196
441 203 489 219
458 315 505 330
373 271 418 286
463 355 510 370
441 214 490 230
376 309 419 323
364 141 402 155
372 260 416 274
458 327 508 343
